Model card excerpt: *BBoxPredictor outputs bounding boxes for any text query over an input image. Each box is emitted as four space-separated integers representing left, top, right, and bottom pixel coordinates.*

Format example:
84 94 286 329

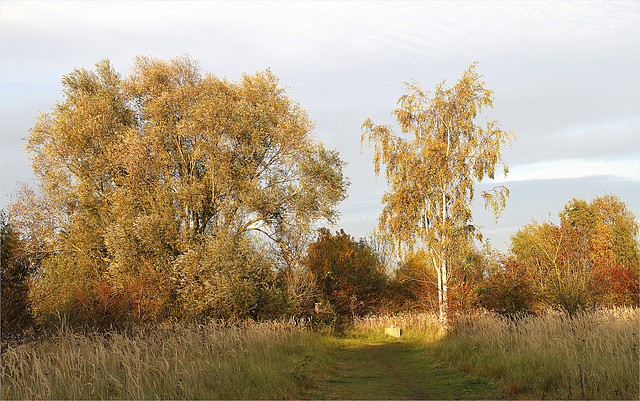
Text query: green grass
307 335 500 400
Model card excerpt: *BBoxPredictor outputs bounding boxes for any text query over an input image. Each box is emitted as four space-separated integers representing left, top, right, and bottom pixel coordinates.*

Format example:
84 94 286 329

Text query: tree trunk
437 259 449 332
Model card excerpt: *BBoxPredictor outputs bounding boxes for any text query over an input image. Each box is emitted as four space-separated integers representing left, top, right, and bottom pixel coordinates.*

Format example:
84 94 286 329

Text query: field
1 319 329 400
350 308 639 399
2 308 638 400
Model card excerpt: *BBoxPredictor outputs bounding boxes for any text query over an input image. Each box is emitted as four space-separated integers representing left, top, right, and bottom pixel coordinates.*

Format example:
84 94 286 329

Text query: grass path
305 337 501 400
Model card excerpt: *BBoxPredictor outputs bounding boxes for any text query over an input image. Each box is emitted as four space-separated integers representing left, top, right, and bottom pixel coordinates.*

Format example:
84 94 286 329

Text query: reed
349 308 638 399
1 319 329 400
433 308 639 399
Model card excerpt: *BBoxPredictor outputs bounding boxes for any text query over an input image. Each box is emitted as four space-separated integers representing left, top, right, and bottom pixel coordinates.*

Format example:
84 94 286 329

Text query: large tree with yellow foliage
361 63 513 330
18 56 348 324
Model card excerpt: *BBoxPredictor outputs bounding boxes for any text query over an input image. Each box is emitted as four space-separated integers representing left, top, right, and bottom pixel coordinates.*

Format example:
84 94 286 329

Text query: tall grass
434 308 639 399
4 310 636 399
351 308 639 399
1 319 329 400
350 312 442 341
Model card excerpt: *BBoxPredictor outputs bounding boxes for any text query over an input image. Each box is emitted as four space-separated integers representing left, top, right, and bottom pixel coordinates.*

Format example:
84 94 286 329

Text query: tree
306 229 387 318
561 194 639 307
361 63 513 330
512 195 639 311
21 56 349 325
560 194 639 270
1 210 34 335
511 221 598 315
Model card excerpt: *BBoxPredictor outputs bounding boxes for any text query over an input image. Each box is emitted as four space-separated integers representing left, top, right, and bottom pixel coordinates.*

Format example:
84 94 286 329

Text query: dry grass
436 308 639 399
350 308 639 399
1 319 329 400
350 312 443 341
3 309 637 400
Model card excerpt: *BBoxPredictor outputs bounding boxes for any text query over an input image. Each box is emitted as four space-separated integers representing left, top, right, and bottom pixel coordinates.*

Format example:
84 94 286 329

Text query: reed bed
1 319 329 400
435 308 639 399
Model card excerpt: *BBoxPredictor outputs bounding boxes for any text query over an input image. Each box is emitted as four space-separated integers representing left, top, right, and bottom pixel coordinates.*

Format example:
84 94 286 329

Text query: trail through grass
3 309 635 399
307 336 501 400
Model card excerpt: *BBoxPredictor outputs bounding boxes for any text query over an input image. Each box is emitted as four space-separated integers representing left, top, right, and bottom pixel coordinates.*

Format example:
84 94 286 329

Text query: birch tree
361 63 513 330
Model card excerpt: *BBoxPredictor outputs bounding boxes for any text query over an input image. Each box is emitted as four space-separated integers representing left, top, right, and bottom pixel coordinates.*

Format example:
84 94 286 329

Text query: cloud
497 158 640 183
2 1 638 253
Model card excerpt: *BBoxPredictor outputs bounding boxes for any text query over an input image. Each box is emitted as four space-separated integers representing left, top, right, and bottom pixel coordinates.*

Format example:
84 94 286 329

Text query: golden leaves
23 54 349 276
362 63 514 270
17 55 353 323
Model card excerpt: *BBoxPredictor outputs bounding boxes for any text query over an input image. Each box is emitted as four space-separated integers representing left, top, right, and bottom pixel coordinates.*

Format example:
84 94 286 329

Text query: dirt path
306 339 501 400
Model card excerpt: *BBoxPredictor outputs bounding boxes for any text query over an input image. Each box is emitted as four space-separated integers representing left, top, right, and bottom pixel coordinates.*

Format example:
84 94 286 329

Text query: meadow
350 308 639 400
431 308 639 399
1 319 329 400
2 308 638 400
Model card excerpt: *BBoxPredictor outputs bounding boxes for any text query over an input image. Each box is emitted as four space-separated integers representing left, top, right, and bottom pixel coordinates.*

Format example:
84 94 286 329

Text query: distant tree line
395 194 639 317
4 192 637 334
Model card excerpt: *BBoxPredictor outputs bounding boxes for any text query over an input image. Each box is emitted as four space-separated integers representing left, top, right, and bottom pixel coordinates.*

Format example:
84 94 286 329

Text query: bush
306 229 387 318
28 246 170 329
476 255 537 315
173 235 286 321
512 222 596 315
591 263 639 307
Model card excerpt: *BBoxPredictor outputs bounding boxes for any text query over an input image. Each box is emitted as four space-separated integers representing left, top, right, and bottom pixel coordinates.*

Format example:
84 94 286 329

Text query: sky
1 1 639 252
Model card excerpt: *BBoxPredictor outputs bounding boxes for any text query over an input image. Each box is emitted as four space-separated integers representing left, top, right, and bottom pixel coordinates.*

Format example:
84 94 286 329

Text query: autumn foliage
476 254 537 315
384 194 638 317
306 229 387 318
6 56 349 329
361 62 513 330
3 56 638 333
510 194 639 314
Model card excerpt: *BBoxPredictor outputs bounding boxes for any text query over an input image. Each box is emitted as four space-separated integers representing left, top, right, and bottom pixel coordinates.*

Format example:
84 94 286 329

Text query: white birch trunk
438 259 449 332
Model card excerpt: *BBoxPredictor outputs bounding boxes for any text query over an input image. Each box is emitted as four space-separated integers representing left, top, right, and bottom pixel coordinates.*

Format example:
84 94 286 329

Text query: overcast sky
1 1 639 252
